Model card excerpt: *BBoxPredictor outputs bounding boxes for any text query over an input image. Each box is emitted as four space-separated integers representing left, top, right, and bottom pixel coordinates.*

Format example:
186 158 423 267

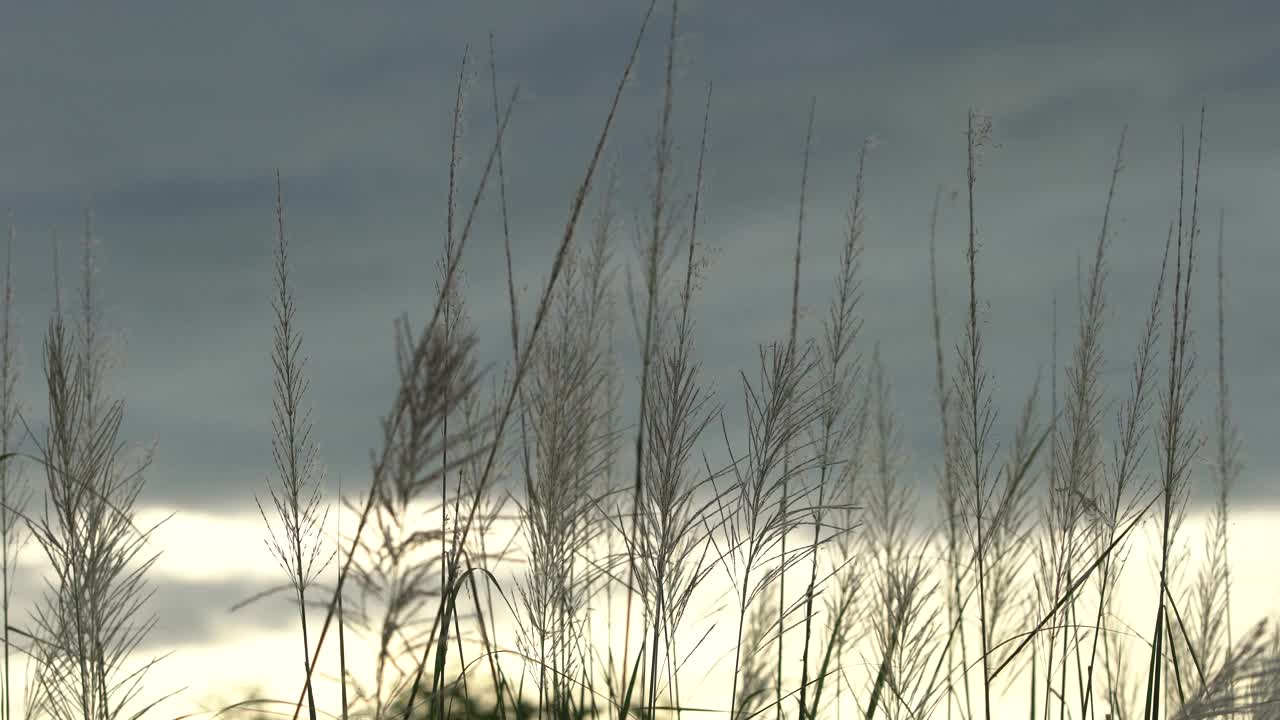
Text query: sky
1 1 1277 715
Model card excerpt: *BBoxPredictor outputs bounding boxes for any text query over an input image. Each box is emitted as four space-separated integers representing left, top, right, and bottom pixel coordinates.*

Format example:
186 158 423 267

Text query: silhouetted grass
0 2 1275 719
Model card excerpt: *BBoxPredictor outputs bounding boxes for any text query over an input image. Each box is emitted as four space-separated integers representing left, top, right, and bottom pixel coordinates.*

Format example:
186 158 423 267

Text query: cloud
0 0 1275 516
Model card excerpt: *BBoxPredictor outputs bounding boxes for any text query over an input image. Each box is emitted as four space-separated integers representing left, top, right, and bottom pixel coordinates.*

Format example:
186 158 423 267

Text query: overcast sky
1 0 1277 712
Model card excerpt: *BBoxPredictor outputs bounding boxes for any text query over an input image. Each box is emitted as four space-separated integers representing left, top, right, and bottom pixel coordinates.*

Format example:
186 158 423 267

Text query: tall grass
257 172 333 720
2 3 1277 719
797 136 871 720
0 220 31 720
26 219 162 720
236 23 1277 720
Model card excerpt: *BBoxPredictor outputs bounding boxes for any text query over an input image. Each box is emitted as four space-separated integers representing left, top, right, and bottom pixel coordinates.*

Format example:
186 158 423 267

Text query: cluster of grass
0 1 1276 719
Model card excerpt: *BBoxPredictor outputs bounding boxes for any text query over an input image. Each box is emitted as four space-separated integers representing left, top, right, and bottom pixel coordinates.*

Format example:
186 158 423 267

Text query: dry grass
23 221 163 720
0 3 1276 720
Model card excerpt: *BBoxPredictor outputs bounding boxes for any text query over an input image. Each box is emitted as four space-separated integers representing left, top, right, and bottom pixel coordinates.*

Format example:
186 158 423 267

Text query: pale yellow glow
4 503 1277 718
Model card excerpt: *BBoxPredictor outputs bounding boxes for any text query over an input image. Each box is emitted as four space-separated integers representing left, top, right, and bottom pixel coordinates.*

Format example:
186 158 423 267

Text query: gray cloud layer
1 1 1276 513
